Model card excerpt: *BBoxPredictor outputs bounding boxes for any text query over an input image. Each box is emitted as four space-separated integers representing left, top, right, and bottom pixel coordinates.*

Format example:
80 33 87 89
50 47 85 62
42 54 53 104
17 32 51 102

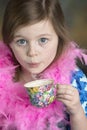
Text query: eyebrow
37 34 52 37
13 35 24 39
13 33 52 40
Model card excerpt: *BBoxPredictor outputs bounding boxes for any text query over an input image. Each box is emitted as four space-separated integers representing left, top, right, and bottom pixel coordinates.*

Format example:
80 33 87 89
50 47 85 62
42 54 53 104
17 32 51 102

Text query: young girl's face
10 20 58 75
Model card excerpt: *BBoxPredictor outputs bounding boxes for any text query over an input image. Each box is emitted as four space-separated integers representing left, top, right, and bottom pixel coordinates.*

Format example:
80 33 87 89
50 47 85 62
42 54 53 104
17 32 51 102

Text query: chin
28 70 42 74
29 68 45 75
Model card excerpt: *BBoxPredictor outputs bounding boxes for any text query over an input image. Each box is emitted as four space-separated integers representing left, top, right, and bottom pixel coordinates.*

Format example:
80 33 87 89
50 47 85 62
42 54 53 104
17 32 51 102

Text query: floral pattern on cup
24 79 56 107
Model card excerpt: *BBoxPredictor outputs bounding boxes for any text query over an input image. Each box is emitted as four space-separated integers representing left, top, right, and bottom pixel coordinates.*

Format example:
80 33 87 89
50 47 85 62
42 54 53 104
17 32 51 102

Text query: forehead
14 20 56 36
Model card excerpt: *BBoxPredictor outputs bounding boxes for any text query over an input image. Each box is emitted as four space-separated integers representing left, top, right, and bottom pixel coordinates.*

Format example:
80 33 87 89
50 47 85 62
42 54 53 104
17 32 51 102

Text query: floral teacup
24 79 56 107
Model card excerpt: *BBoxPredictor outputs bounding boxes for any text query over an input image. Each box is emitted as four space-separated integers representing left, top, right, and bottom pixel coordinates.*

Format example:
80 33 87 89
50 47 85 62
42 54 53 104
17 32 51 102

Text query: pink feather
0 41 86 130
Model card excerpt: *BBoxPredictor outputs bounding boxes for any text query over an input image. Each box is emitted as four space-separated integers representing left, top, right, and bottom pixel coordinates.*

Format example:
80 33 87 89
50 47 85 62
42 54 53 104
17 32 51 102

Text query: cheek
42 47 58 62
13 52 22 63
11 48 24 62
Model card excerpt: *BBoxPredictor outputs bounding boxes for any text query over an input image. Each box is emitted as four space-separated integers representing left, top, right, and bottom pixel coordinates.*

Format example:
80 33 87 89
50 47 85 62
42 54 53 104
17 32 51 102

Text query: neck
19 69 39 84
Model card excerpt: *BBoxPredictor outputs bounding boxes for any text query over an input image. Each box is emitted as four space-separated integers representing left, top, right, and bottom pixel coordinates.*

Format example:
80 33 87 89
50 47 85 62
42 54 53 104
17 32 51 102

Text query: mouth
28 63 40 68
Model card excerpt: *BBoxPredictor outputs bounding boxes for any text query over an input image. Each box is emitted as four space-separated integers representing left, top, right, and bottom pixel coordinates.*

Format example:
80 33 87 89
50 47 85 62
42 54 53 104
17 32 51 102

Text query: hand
56 84 82 115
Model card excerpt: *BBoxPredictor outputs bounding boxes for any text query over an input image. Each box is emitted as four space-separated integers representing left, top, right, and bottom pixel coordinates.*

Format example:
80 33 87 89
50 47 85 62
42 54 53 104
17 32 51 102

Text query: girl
0 0 87 130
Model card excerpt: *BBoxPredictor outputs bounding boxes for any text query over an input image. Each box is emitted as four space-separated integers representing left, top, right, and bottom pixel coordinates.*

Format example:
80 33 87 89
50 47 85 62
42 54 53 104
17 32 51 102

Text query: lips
28 63 40 68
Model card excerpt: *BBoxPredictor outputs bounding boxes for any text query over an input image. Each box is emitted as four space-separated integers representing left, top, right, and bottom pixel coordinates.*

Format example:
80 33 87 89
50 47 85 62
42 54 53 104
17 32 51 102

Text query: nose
27 44 37 57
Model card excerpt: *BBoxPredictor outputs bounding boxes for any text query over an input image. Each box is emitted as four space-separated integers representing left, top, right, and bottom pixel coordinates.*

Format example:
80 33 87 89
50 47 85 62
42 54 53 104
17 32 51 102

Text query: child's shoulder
71 68 87 87
76 57 87 77
71 68 87 116
70 46 87 89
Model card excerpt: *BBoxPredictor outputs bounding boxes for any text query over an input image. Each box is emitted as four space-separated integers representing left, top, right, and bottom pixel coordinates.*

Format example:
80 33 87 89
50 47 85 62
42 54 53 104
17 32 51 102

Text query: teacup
24 79 56 107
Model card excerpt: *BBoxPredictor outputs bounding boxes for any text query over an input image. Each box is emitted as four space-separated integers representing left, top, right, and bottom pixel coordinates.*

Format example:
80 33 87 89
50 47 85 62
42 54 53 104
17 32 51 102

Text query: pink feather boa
0 41 86 130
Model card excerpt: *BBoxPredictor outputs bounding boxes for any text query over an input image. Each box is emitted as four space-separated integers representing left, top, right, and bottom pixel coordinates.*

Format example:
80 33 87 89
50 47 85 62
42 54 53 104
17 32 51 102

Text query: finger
57 84 74 90
56 84 74 92
56 97 71 105
57 86 75 96
57 88 74 95
57 93 73 101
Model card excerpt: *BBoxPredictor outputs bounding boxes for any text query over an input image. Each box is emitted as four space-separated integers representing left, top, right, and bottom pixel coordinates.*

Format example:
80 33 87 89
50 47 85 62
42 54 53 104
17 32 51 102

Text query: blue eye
38 38 48 45
16 39 27 46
